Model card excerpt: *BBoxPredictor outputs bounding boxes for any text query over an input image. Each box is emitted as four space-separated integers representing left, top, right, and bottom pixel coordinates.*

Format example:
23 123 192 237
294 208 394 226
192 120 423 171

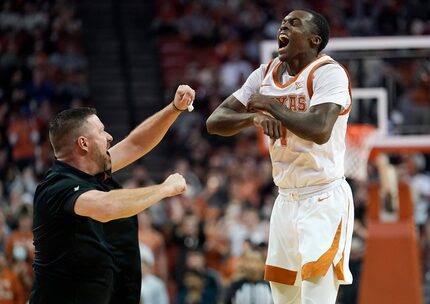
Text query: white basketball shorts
264 178 354 286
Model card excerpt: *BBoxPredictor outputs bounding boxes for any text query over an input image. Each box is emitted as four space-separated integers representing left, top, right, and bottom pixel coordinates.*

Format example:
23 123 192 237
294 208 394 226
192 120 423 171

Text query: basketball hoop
345 124 379 181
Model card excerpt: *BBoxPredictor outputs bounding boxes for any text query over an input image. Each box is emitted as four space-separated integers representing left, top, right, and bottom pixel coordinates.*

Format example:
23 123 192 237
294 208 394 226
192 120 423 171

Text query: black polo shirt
104 213 140 304
31 160 140 304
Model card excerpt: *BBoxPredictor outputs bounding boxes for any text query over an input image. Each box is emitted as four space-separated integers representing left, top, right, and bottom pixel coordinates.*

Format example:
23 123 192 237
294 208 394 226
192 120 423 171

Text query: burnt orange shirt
0 269 25 304
5 232 34 262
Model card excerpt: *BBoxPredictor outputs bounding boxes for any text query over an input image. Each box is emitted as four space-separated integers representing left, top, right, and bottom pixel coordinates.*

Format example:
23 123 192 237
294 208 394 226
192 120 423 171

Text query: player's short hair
301 9 330 53
49 107 97 155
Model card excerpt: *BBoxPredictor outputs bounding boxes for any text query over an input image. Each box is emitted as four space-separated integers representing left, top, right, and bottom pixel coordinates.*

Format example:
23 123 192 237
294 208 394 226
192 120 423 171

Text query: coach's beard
94 149 112 173
104 150 112 171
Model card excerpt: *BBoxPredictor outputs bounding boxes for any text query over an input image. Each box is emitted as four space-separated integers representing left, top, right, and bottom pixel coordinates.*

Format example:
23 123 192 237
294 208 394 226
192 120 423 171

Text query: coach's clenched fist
172 84 195 112
163 173 187 196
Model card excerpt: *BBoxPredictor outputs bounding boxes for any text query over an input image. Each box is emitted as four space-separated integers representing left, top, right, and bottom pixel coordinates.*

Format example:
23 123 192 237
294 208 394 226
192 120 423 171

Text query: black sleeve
43 176 95 216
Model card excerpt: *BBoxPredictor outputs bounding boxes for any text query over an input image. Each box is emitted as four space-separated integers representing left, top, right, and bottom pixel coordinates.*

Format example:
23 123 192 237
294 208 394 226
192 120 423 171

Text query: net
345 124 379 181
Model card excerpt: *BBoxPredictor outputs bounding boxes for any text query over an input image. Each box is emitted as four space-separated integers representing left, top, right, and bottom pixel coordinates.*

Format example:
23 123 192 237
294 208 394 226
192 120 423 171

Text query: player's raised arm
109 85 195 173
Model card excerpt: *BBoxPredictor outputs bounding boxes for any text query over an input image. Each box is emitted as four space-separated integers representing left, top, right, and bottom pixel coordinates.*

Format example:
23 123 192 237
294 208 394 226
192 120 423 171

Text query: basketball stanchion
358 182 424 304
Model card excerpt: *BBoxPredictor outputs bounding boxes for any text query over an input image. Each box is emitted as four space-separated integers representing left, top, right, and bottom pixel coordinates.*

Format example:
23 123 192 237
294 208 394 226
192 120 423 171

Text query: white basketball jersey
233 54 352 188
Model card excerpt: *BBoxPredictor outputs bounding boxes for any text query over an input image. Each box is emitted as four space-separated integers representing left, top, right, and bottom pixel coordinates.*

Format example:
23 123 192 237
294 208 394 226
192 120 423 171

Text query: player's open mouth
279 34 289 48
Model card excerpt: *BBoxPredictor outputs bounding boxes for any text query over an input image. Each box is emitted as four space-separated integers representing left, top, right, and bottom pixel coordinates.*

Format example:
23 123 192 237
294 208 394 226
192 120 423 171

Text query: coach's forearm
102 185 173 221
78 184 172 222
124 103 179 155
109 103 181 172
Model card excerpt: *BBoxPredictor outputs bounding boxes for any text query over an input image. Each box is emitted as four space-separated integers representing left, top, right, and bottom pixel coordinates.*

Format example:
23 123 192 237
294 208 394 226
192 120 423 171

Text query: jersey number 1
281 127 287 146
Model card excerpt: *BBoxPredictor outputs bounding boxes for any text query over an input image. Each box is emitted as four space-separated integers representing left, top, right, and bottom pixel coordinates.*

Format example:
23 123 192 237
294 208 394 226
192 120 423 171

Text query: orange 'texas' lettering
275 95 307 112
288 94 307 112
297 95 306 112
275 96 288 105
273 97 288 146
289 95 297 112
272 94 307 146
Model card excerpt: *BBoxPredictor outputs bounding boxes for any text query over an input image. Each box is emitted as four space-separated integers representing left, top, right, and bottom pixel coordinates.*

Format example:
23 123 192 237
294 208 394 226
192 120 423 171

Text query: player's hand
163 173 187 196
173 85 195 111
247 93 272 112
253 112 283 139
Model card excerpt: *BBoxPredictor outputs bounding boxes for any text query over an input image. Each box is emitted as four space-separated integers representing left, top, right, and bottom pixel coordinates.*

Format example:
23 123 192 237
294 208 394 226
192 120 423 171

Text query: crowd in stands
154 0 430 133
0 0 88 302
0 0 429 303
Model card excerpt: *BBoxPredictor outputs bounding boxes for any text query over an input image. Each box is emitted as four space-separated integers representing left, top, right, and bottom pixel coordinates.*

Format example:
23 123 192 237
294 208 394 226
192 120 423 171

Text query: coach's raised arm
30 85 195 304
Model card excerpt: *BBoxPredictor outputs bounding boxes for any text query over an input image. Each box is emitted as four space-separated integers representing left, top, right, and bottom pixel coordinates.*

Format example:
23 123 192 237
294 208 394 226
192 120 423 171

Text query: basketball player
206 9 354 304
30 85 195 304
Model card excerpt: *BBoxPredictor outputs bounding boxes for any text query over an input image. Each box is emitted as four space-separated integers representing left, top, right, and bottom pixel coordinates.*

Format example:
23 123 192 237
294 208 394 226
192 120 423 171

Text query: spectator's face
277 10 316 61
182 215 199 236
84 115 113 172
186 251 205 270
238 250 265 281
242 209 259 227
19 215 32 232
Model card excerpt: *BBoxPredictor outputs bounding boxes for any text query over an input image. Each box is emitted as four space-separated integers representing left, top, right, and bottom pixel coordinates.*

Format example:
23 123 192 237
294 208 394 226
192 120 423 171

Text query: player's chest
260 74 310 113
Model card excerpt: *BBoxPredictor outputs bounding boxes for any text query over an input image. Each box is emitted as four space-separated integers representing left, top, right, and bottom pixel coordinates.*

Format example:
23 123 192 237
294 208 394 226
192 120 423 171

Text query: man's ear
76 136 89 152
311 35 322 49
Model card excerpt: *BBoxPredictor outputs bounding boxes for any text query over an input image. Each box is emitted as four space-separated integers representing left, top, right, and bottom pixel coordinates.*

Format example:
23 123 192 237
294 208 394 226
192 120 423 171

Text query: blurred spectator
399 154 430 276
0 210 11 254
175 249 221 304
152 2 180 35
7 112 39 170
49 42 86 74
8 257 30 304
4 206 33 302
176 269 206 304
5 167 37 223
338 211 368 304
171 212 205 283
51 1 81 37
138 212 168 283
226 206 269 257
376 0 402 35
24 68 54 106
4 205 34 262
177 2 216 48
224 247 273 304
218 47 253 98
123 165 154 189
140 244 169 304
202 206 229 278
398 62 430 129
0 253 25 304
